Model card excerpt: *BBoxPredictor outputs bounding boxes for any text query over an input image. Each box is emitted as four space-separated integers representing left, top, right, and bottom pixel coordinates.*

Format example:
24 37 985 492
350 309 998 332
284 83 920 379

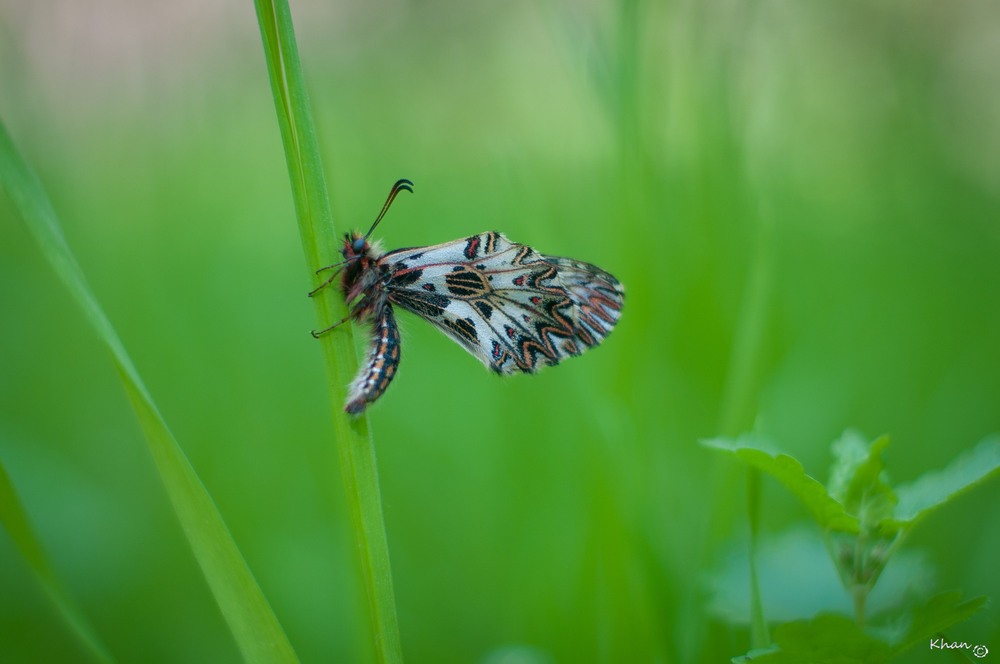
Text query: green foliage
735 593 987 664
828 432 895 531
703 436 859 534
892 435 1000 527
707 431 998 662
2 1 999 662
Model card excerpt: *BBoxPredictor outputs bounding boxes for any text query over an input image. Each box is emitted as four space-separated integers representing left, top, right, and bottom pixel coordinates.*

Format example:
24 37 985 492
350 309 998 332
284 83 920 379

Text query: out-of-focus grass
0 456 113 663
0 112 297 663
1 1 999 662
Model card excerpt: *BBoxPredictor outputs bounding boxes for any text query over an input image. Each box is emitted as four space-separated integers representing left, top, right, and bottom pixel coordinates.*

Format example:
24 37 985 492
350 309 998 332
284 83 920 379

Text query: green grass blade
717 213 774 437
0 119 298 664
0 456 115 663
252 1 403 662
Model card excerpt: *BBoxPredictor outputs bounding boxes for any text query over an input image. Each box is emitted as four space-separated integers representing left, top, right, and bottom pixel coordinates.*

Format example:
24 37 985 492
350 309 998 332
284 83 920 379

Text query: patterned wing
382 231 624 374
537 254 624 349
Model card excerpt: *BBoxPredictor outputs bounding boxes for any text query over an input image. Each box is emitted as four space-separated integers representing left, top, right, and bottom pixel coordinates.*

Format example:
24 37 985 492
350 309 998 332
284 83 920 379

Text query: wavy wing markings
542 255 625 345
384 231 624 376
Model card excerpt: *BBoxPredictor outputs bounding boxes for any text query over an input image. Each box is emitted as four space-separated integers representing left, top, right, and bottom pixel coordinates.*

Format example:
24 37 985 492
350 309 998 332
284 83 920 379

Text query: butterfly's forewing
382 231 624 375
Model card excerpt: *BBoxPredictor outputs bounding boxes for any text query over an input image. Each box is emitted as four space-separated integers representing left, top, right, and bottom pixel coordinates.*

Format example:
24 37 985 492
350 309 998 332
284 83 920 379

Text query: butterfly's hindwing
540 255 624 347
383 232 624 376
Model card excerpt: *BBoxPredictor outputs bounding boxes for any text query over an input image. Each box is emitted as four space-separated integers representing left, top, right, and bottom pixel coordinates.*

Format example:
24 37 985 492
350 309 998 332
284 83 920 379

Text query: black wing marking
385 232 624 374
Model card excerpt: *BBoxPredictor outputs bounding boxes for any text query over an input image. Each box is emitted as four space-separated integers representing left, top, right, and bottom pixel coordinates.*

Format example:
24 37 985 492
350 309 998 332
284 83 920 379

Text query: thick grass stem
252 1 404 661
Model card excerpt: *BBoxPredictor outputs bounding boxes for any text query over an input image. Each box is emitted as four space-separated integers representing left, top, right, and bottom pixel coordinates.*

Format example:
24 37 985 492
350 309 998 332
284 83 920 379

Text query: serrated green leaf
828 430 873 503
730 590 986 663
891 435 1000 526
736 613 893 663
732 646 779 663
703 436 858 533
889 592 988 656
828 433 896 529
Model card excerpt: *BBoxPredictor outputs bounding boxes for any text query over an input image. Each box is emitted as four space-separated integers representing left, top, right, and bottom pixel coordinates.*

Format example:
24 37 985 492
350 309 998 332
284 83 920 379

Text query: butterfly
310 179 625 414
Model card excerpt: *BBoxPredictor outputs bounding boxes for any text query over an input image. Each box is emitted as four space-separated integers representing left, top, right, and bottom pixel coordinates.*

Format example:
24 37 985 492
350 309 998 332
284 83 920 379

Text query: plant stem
747 468 770 648
852 586 867 627
252 1 403 661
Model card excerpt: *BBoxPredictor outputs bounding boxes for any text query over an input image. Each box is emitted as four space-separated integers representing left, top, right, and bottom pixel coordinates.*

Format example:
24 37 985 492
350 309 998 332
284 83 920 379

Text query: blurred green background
2 0 999 662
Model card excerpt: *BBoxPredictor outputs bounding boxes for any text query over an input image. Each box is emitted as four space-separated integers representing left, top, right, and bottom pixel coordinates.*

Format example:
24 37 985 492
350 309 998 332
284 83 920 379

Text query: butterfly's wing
537 254 624 349
382 231 624 374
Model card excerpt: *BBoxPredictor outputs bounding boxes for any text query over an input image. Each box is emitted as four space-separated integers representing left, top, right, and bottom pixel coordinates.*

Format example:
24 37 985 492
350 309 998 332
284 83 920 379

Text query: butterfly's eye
352 238 366 253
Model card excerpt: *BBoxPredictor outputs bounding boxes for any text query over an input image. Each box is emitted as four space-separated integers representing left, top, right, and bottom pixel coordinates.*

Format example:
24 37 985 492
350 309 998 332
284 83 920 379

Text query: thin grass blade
0 456 115 663
0 118 298 664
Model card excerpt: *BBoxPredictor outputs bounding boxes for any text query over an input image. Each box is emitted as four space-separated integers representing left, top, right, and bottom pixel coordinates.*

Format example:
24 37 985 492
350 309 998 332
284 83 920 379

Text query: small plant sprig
704 430 1000 663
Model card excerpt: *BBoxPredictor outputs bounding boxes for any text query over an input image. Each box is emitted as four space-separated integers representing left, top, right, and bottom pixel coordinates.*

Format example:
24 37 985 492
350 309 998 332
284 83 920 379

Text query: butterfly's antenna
364 178 413 239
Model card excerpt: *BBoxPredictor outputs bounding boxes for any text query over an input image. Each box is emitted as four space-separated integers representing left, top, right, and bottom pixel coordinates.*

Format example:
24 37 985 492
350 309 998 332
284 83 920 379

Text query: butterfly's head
342 232 368 259
342 232 385 264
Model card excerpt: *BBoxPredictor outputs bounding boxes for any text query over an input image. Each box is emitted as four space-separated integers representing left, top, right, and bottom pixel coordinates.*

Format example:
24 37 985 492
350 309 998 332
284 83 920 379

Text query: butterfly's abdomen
345 304 401 414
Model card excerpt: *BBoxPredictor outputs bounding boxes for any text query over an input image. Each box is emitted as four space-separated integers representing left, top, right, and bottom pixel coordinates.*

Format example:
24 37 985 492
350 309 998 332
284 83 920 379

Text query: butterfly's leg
308 265 344 297
310 315 351 338
312 290 375 337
